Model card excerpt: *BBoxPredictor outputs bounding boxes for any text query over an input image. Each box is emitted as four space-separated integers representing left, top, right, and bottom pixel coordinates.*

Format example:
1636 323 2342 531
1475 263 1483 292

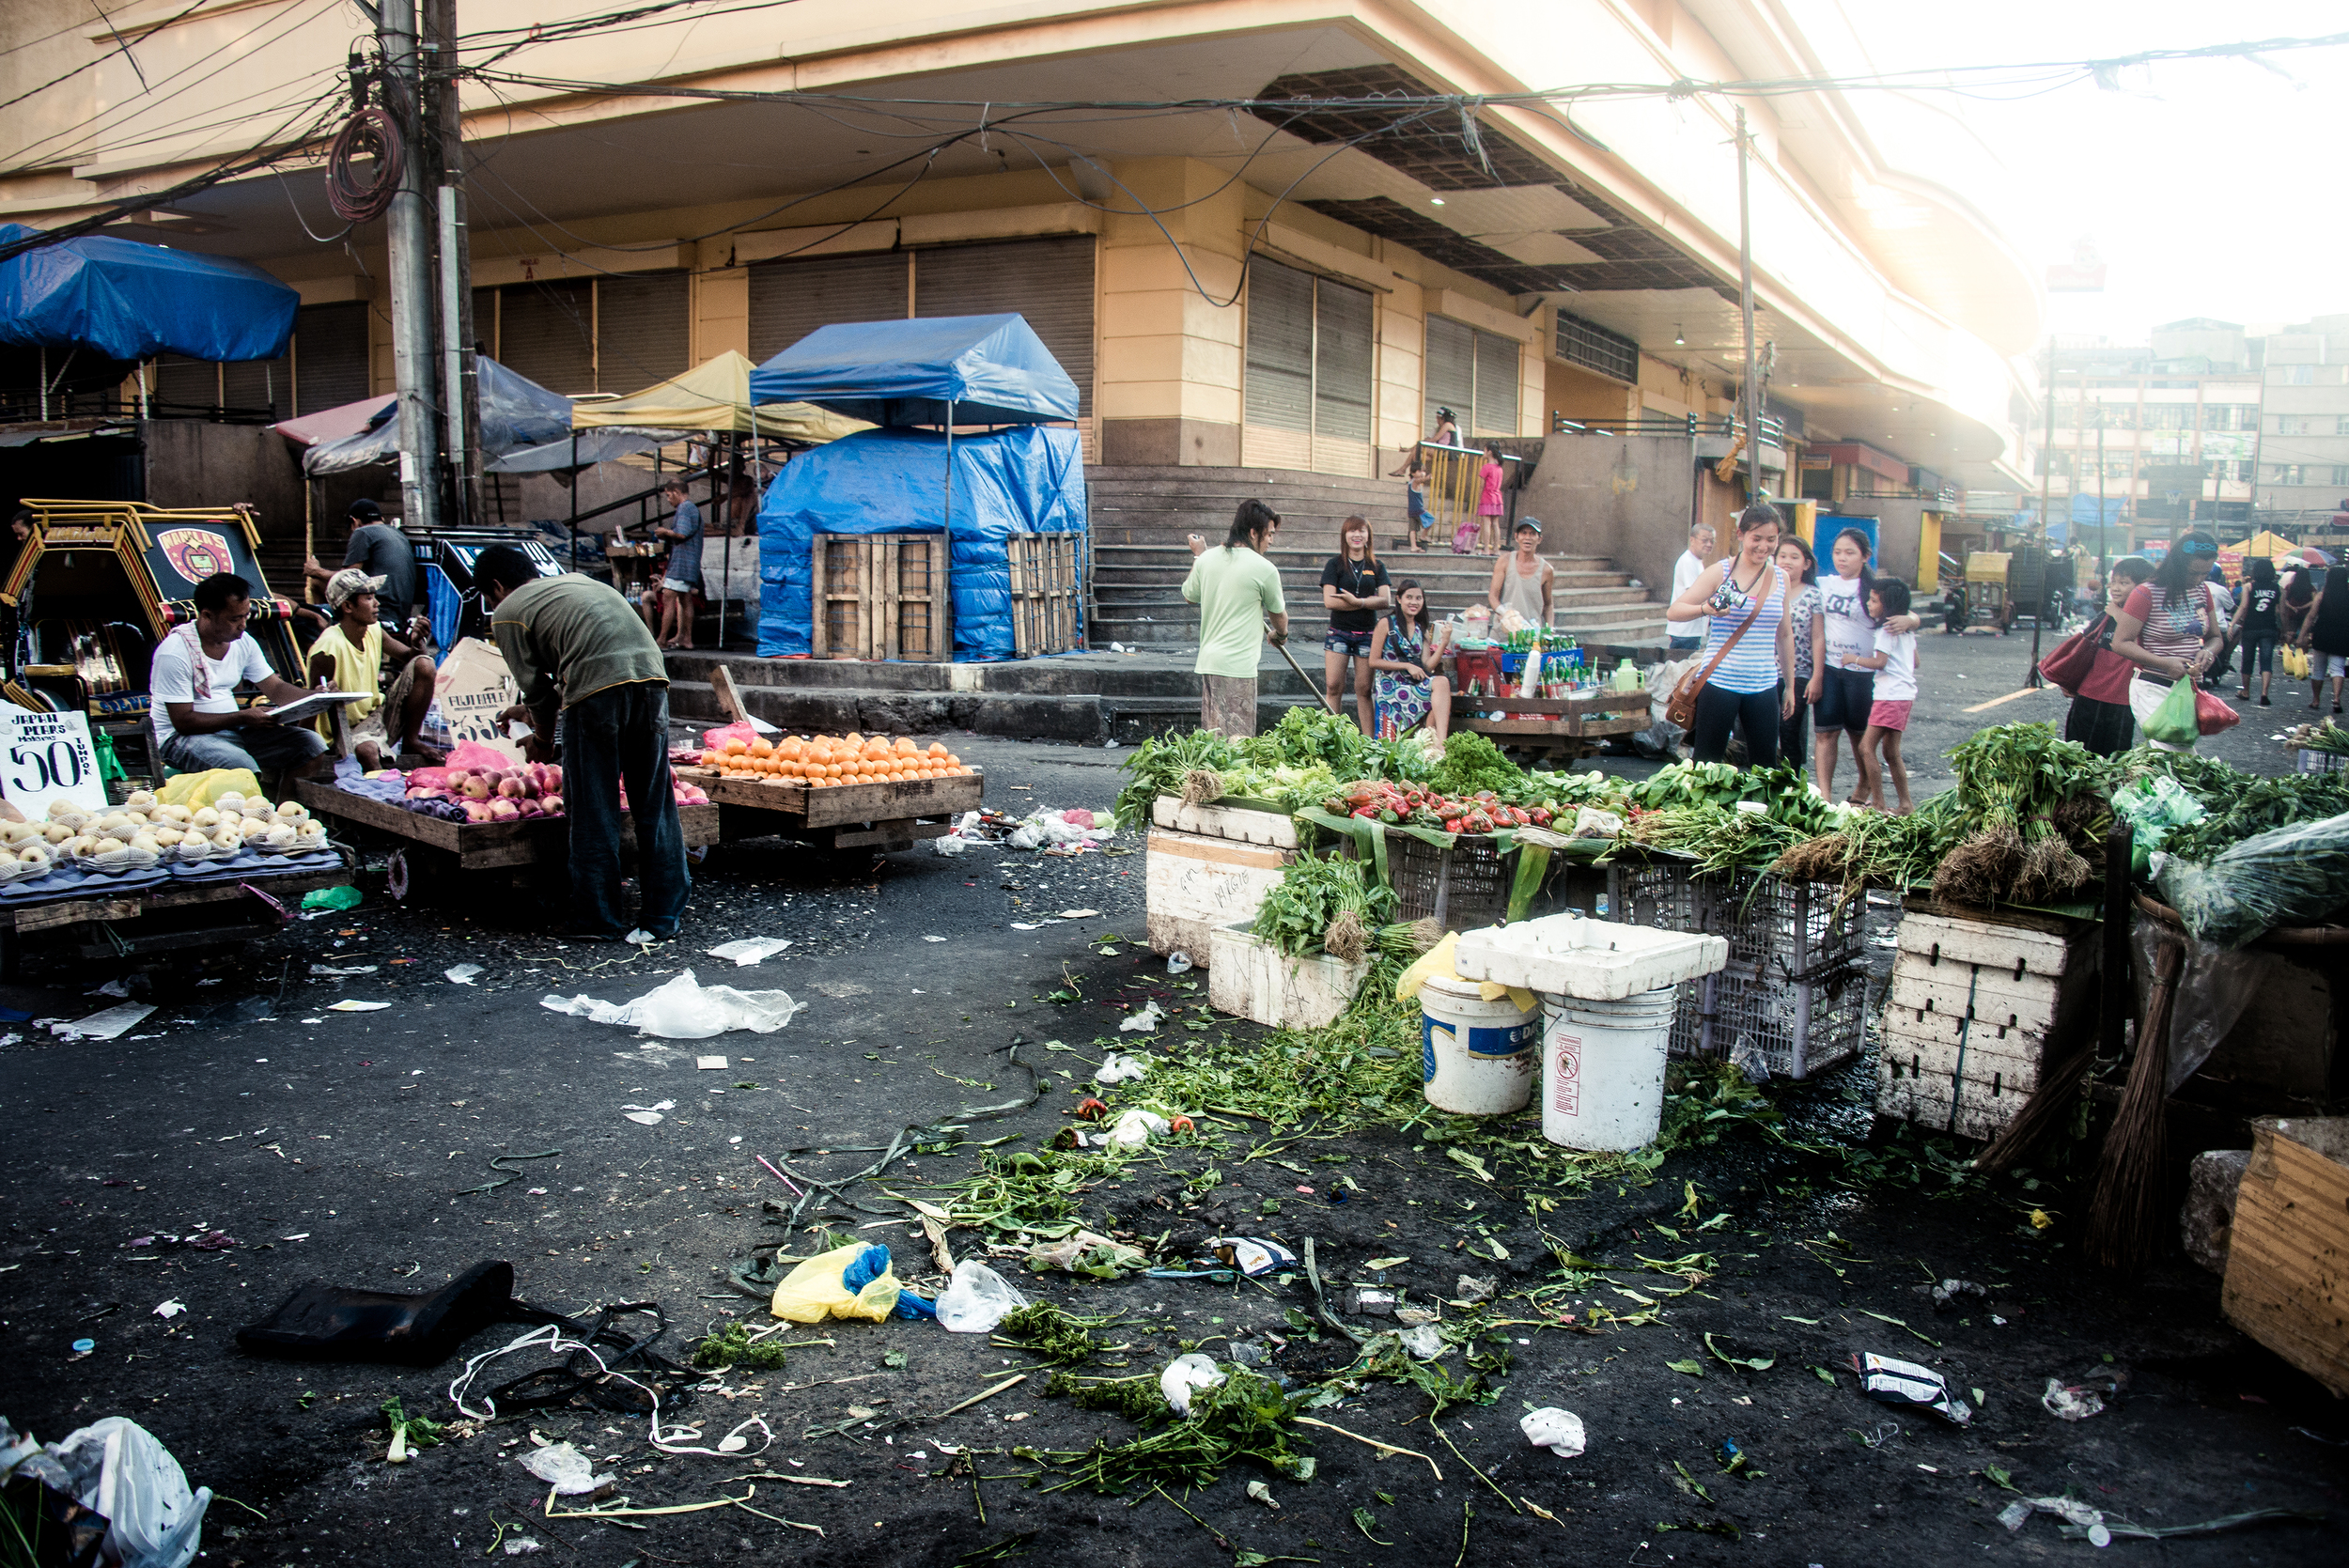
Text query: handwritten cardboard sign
429 638 525 765
0 705 111 818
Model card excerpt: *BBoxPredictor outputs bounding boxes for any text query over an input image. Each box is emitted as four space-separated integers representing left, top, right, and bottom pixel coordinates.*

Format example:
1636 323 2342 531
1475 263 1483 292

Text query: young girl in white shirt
1844 577 1918 814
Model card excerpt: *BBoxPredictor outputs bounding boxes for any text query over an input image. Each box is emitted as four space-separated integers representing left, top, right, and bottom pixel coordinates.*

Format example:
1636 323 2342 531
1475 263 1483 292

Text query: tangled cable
325 103 403 223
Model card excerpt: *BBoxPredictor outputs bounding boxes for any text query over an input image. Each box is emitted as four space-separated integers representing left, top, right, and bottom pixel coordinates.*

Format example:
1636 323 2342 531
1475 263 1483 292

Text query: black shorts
1814 665 1875 736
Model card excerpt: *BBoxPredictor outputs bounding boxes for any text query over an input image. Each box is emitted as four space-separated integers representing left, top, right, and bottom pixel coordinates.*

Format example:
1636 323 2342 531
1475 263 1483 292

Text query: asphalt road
2 727 2339 1566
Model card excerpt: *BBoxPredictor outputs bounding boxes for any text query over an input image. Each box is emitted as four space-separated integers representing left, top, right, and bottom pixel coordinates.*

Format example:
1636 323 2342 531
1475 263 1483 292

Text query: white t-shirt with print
1819 573 1878 670
150 631 272 748
1872 627 1919 703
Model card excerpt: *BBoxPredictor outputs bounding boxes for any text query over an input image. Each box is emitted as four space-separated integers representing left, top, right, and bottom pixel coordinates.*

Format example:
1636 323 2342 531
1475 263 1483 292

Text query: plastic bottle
1613 657 1641 694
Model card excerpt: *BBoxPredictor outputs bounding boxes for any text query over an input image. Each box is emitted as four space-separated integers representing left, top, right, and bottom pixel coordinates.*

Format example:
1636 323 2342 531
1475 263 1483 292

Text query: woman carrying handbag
1664 502 1797 767
2048 555 2155 757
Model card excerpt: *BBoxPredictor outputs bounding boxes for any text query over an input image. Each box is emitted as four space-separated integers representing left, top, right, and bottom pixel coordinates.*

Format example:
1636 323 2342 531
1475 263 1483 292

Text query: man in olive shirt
474 544 687 941
1182 499 1288 737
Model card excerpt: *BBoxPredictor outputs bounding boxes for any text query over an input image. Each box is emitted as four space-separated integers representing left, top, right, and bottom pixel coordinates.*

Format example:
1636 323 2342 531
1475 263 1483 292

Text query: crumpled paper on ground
518 1442 614 1497
1160 1353 1225 1416
1521 1407 1586 1457
542 969 798 1038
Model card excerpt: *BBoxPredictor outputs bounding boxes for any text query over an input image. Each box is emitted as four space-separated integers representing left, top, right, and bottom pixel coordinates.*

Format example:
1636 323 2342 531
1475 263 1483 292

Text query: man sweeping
474 545 688 942
1182 499 1287 737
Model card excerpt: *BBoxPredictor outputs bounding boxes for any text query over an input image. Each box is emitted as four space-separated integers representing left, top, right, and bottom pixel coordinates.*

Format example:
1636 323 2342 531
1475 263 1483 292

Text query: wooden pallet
1007 531 1082 657
296 782 722 871
810 534 949 661
1461 691 1647 757
0 866 352 935
2222 1116 2349 1398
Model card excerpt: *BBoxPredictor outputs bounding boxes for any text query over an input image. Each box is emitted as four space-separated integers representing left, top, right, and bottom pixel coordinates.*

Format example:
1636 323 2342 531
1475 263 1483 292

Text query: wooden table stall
295 781 722 873
1457 688 1648 760
674 767 984 854
0 862 355 977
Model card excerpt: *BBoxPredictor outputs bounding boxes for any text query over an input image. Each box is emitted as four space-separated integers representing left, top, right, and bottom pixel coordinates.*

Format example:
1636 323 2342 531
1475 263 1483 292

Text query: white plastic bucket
1540 986 1679 1150
1421 973 1540 1115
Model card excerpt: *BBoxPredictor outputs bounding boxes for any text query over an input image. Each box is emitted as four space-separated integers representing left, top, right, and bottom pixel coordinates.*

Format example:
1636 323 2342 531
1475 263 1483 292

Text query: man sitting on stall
306 567 441 770
474 544 688 943
150 572 330 782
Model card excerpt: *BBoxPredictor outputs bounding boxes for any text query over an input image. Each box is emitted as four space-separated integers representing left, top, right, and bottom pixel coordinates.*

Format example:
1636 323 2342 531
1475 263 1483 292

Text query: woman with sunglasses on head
2110 531 2226 750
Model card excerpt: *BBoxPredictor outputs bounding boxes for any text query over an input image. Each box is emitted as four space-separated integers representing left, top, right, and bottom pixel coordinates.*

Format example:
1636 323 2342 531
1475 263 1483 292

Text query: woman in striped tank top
1664 502 1798 766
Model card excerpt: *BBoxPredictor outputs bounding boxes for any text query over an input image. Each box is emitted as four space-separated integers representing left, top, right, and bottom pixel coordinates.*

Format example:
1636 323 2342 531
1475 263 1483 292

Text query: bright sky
1827 0 2349 341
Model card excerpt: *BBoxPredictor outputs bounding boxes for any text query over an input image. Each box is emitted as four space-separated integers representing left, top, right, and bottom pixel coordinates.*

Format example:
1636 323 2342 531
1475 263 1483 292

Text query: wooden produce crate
1875 908 2098 1141
1007 531 1083 657
1145 797 1298 963
1207 923 1369 1031
676 766 983 853
811 534 948 661
1460 689 1646 760
296 782 722 871
0 864 355 976
2222 1116 2349 1398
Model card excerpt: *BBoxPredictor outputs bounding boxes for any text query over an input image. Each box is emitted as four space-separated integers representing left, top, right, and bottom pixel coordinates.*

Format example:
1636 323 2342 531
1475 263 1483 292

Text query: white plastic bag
1521 1407 1586 1458
42 1417 211 1568
1093 1051 1150 1086
1107 1109 1168 1147
518 1442 615 1497
706 938 792 967
1160 1353 1226 1417
541 970 798 1038
1118 1000 1165 1034
935 1260 1029 1334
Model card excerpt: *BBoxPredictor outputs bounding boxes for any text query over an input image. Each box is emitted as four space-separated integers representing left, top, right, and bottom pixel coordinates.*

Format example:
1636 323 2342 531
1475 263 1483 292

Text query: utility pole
380 0 443 534
424 0 478 531
1735 106 1761 505
2026 337 2056 687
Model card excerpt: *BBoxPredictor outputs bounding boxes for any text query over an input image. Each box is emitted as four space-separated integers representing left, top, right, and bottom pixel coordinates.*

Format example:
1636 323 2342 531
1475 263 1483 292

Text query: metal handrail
0 396 280 427
1550 411 1786 442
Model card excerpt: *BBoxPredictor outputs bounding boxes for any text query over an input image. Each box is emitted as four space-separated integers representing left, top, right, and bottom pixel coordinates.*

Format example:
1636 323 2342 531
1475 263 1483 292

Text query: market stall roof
0 222 298 363
747 314 1078 427
572 349 868 442
303 355 572 476
2237 529 2303 559
272 394 396 449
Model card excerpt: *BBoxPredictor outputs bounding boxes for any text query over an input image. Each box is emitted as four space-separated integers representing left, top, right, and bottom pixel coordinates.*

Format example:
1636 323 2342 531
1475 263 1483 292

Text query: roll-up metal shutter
294 303 370 414
220 354 285 417
1244 258 1314 433
912 236 1096 414
151 354 216 411
1313 278 1373 442
1472 327 1519 436
595 271 690 391
472 287 497 357
747 253 908 363
1424 316 1473 435
497 278 595 396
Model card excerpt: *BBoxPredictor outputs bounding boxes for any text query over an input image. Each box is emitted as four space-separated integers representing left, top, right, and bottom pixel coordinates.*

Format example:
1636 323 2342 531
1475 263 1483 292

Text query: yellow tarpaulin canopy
2237 530 2302 559
570 349 866 442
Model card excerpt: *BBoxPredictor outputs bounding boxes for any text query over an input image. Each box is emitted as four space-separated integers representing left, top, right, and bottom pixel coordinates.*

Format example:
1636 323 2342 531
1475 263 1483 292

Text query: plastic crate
2298 748 2345 775
1604 855 1869 1079
1392 832 1513 931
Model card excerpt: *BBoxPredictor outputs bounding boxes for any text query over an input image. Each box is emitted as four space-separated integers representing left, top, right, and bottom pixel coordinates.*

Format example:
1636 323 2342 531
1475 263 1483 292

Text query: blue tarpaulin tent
0 223 298 363
302 355 575 475
748 314 1086 660
754 425 1086 660
747 314 1078 427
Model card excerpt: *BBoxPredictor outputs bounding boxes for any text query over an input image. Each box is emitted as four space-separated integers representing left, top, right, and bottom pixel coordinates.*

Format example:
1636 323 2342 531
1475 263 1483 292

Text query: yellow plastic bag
769 1242 901 1325
2281 644 2310 681
1394 930 1534 1012
158 768 264 809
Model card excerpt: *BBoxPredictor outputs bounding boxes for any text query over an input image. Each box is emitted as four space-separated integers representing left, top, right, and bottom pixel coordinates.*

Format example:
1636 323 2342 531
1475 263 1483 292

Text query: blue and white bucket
1421 973 1540 1115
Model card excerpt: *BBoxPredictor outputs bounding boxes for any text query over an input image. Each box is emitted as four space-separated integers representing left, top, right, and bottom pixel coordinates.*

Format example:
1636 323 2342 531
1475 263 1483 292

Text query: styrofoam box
1145 827 1295 964
1452 913 1729 1001
1151 795 1302 847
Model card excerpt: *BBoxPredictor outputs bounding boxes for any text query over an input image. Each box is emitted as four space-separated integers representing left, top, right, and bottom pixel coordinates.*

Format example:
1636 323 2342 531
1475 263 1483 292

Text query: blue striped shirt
1698 564 1785 694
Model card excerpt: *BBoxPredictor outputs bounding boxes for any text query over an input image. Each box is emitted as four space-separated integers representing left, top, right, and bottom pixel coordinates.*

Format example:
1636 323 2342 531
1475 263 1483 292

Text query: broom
2083 933 2183 1272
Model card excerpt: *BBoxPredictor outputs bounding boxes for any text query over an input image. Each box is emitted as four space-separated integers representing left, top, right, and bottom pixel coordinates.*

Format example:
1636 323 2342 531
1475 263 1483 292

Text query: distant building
2040 320 2262 531
2253 315 2349 527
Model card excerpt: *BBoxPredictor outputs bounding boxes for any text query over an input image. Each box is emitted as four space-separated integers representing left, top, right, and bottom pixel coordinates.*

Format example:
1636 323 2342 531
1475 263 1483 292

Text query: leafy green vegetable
1044 1366 1311 1494
1252 853 1396 957
1429 730 1518 796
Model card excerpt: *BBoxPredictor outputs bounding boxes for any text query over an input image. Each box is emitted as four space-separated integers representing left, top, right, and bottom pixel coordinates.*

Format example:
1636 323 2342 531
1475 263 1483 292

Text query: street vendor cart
0 852 353 979
674 766 985 855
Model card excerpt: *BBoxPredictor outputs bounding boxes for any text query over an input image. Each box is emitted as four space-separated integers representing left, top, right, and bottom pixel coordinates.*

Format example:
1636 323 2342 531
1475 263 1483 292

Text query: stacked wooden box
1144 797 1298 966
1876 908 2099 1141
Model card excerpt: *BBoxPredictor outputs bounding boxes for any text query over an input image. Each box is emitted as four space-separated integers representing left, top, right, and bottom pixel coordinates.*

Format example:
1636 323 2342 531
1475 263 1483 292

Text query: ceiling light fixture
1673 325 1685 346
1429 197 1446 207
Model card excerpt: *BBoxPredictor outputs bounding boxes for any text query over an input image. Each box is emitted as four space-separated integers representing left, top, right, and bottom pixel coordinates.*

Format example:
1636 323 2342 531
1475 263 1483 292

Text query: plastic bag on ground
1026 1230 1148 1279
1521 1407 1586 1457
1160 1353 1225 1416
1853 1350 1972 1425
770 1242 903 1325
1093 1051 1149 1085
1117 1000 1165 1034
935 1260 1029 1334
518 1442 614 1497
540 969 798 1037
40 1416 212 1568
1107 1109 1169 1147
706 937 792 967
2154 809 2349 947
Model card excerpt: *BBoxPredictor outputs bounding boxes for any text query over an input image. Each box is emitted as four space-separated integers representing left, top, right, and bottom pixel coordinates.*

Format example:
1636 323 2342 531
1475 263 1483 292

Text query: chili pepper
1074 1096 1109 1121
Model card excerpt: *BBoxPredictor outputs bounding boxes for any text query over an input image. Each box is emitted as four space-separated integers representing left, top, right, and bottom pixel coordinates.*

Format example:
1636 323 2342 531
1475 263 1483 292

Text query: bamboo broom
2084 933 2183 1272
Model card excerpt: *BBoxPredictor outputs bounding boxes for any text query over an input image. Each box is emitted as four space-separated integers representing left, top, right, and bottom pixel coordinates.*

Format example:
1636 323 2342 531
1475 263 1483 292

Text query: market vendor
305 567 440 770
1183 499 1287 737
150 571 331 781
1487 518 1555 628
474 544 688 942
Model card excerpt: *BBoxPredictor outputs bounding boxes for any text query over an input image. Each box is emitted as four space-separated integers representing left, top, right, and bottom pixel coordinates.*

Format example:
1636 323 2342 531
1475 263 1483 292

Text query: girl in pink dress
1457 444 1504 553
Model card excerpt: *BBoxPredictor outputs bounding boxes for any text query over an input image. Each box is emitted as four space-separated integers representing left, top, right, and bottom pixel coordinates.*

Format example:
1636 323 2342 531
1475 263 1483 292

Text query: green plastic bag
2141 675 2201 749
2111 775 2205 874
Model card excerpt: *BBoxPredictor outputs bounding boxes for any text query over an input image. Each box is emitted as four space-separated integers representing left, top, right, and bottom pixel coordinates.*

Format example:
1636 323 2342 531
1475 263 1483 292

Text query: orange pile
701 732 968 787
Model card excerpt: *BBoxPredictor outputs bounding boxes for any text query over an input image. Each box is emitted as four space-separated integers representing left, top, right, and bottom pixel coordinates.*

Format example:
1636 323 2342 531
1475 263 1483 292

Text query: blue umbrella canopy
0 223 298 363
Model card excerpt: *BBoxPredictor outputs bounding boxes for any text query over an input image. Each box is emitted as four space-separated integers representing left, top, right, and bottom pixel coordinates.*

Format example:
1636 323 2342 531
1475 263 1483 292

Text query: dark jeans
1691 683 1781 768
561 682 690 938
1781 686 1812 775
